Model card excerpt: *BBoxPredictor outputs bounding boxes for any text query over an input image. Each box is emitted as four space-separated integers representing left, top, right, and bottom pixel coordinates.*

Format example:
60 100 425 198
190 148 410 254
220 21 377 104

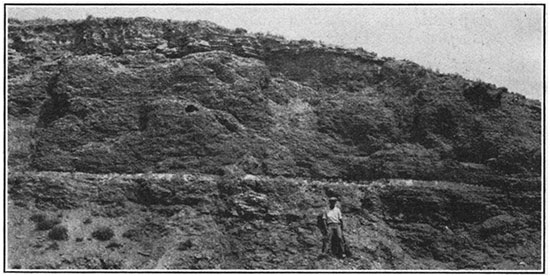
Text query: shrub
101 258 122 269
235 27 247 34
48 225 69 240
29 213 46 223
177 239 193 251
36 218 61 230
83 218 92 224
92 226 115 241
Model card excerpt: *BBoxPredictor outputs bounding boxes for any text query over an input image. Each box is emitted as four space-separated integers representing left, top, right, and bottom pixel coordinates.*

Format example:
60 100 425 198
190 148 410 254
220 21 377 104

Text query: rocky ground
6 16 542 270
7 172 540 270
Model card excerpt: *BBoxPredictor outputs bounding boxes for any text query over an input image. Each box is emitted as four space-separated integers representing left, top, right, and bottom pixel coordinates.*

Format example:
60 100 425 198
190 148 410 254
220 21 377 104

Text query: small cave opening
185 105 199 113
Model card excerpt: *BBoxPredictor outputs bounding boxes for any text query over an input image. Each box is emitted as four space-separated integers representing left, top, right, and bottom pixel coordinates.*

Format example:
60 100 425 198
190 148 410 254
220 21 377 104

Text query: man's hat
328 197 338 202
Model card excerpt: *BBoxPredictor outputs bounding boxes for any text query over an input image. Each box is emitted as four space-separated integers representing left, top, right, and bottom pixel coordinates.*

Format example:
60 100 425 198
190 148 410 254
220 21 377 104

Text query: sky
7 5 543 100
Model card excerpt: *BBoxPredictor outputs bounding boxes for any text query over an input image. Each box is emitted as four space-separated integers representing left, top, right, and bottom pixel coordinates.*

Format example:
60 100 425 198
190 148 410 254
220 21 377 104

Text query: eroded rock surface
7 172 540 270
8 17 540 182
7 16 541 270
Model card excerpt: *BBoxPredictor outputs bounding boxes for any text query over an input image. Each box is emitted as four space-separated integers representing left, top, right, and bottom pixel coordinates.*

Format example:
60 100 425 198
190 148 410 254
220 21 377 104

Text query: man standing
322 197 345 257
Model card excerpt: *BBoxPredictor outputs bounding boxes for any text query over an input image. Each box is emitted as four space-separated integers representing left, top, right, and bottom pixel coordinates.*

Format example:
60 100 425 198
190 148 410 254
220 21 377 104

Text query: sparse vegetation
92 226 115 241
177 239 193 251
48 225 69 240
29 213 46 223
234 27 247 34
35 218 61 231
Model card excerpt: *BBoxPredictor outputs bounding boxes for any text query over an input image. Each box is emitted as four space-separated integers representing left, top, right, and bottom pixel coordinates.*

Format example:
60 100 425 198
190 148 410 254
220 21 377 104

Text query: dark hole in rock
185 105 199 113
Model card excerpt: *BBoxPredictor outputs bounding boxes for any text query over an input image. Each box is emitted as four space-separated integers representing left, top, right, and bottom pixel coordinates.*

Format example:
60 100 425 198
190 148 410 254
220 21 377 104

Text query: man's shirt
323 206 342 224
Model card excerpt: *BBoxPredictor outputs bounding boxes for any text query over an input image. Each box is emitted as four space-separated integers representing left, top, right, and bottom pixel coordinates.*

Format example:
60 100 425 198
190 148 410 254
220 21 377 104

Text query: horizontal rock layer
7 172 541 270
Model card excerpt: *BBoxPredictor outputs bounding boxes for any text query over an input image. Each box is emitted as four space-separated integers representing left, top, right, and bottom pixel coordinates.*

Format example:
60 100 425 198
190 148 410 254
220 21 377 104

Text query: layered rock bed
7 16 541 270
7 172 541 270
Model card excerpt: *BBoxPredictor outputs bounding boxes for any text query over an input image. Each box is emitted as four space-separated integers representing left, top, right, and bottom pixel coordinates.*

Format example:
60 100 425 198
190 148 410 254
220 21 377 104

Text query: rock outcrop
7 16 541 270
8 17 540 183
8 172 541 270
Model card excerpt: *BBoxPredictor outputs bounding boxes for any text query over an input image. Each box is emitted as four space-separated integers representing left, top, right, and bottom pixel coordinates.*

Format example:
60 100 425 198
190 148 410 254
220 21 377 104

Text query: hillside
6 16 542 270
8 172 540 269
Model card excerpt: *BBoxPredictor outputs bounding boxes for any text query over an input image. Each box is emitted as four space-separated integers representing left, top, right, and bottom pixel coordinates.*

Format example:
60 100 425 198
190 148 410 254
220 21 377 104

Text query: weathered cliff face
8 16 541 181
7 16 541 270
8 172 540 270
